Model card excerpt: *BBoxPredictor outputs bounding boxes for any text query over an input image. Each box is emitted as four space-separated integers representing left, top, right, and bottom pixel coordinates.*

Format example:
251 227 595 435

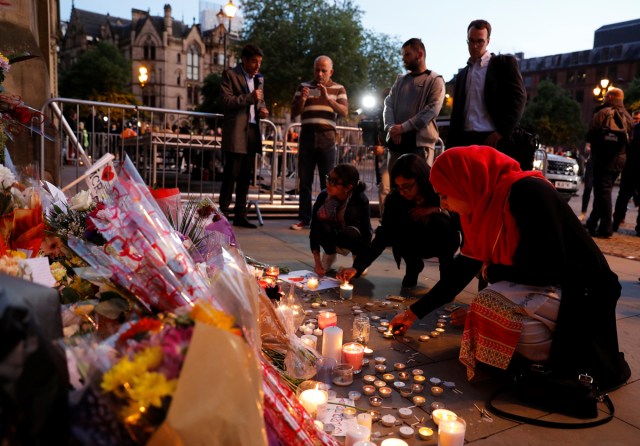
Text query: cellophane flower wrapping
62 156 265 444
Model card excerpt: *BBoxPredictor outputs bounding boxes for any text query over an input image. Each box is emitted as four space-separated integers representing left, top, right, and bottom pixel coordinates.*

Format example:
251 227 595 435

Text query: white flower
0 164 16 190
69 190 93 211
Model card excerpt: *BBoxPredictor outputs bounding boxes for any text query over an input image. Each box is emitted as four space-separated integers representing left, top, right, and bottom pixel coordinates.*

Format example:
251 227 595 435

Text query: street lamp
216 0 238 68
138 66 148 105
593 78 611 101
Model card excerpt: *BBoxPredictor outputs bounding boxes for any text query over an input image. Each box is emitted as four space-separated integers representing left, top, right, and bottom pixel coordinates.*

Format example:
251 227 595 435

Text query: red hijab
430 146 546 265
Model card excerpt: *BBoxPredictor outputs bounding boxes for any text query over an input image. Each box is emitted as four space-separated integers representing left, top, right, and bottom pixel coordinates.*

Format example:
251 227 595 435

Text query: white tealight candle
303 326 313 335
431 409 458 426
321 326 343 362
307 277 319 290
313 328 323 336
380 439 409 446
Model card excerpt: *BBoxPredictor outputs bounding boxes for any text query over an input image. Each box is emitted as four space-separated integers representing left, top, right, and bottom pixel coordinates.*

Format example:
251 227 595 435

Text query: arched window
187 46 200 80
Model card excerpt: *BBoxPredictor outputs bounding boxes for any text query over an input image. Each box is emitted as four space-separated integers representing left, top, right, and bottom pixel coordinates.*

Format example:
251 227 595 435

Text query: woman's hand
390 308 418 335
337 267 357 283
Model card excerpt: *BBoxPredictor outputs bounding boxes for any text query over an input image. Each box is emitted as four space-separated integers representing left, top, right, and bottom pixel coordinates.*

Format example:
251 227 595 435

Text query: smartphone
307 88 321 98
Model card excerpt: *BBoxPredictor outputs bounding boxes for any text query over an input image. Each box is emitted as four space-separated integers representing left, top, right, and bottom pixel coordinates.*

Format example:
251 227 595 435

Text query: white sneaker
321 253 337 271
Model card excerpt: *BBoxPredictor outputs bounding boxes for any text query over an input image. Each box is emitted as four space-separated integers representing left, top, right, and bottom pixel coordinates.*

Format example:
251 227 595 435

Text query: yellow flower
129 372 177 408
190 300 236 330
101 356 147 394
6 250 26 259
132 346 163 370
50 261 67 282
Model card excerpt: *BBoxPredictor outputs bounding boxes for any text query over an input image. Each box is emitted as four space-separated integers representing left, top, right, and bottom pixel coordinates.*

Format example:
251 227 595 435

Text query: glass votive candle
318 311 338 330
382 373 395 382
363 374 376 384
297 384 329 419
438 417 466 446
363 347 374 357
352 315 371 345
343 406 358 418
265 265 280 278
398 371 410 381
369 396 382 407
413 375 426 384
362 385 376 395
399 387 414 398
342 342 365 373
379 387 392 398
333 363 354 386
345 424 370 446
348 391 362 401
315 356 337 387
412 384 424 394
374 364 387 373
412 395 426 406
301 334 318 350
340 282 354 300
431 386 444 397
431 409 458 426
362 358 370 367
307 276 319 290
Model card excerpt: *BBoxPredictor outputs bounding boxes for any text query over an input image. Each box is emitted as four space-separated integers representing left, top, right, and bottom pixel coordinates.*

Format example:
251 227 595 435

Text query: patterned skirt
459 281 561 381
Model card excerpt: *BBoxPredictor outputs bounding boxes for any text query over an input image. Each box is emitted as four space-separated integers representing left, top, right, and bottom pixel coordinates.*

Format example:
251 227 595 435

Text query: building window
177 74 181 86
567 70 575 84
144 45 156 60
575 90 584 104
577 71 586 84
177 96 181 109
177 53 181 64
213 52 219 65
187 47 200 80
608 65 617 82
523 75 532 89
187 84 200 106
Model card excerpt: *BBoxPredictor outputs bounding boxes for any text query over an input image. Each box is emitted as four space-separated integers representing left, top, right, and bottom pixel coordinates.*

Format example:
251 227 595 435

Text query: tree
240 0 400 117
624 77 640 112
196 72 224 128
361 30 403 95
522 80 586 149
59 41 136 104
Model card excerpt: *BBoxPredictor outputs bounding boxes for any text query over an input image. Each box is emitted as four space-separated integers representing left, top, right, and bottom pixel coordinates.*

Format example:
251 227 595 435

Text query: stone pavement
233 198 640 445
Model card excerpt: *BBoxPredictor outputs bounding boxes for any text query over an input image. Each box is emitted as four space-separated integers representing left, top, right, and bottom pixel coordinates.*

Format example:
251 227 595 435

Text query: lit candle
438 418 466 446
313 328 323 336
321 326 343 362
340 282 354 300
332 363 354 386
311 302 321 308
348 391 361 401
362 385 376 395
419 334 430 342
382 373 395 382
356 412 373 440
362 375 376 384
345 424 370 446
303 326 313 335
418 427 434 440
298 388 328 419
380 439 409 446
412 395 426 406
318 311 338 329
342 342 365 373
301 334 317 350
379 387 392 398
343 406 357 418
431 386 444 397
307 277 319 290
394 362 406 371
265 265 280 278
414 375 426 384
363 347 374 356
431 409 458 426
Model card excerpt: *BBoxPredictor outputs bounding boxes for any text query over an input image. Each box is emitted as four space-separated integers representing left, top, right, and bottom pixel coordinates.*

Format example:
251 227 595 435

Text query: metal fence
39 98 383 214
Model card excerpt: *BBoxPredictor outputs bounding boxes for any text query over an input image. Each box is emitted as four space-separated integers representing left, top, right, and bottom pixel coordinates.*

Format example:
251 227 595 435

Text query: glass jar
352 315 370 345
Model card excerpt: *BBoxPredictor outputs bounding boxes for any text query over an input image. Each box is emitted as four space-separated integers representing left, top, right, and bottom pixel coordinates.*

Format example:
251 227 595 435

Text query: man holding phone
290 55 349 230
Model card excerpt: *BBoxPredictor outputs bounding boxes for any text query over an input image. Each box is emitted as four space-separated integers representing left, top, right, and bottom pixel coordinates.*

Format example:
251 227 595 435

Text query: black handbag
487 364 615 428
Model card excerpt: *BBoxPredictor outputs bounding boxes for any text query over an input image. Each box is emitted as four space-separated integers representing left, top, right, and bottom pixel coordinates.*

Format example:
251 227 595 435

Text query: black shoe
401 275 418 288
233 218 257 229
595 232 612 239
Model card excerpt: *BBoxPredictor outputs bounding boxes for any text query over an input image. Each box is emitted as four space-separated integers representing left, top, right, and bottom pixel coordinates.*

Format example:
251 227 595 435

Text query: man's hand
337 267 357 283
300 86 310 101
484 132 503 148
259 108 269 119
390 308 418 335
317 83 328 99
388 124 403 139
314 263 326 277
252 88 264 102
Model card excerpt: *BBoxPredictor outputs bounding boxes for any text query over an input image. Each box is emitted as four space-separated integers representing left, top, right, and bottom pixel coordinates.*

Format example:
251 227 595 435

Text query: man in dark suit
447 19 526 153
219 44 268 228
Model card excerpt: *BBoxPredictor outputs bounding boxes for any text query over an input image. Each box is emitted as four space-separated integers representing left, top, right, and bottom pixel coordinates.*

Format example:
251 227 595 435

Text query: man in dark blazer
219 44 268 228
447 19 526 152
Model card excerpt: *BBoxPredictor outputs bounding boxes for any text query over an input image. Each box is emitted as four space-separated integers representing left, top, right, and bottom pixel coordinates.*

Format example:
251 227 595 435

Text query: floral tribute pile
0 152 337 445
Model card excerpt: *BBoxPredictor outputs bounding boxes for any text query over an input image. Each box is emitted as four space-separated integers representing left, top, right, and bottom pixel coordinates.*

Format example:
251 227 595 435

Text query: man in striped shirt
290 55 349 230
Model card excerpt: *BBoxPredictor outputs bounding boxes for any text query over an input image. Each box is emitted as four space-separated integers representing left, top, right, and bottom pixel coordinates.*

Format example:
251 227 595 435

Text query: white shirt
242 67 257 124
463 51 495 132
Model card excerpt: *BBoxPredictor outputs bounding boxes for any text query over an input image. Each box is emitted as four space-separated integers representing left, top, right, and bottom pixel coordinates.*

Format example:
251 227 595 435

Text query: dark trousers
451 131 494 147
613 163 640 232
587 166 620 236
581 160 594 213
397 214 460 287
297 128 337 225
219 126 260 219
314 223 364 256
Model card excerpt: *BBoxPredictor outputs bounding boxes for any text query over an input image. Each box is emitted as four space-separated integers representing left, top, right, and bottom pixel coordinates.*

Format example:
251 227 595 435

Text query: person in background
612 110 640 235
384 39 444 169
290 55 349 230
585 88 633 238
338 153 460 293
446 20 527 166
389 146 630 390
309 164 372 276
218 44 269 229
579 143 594 222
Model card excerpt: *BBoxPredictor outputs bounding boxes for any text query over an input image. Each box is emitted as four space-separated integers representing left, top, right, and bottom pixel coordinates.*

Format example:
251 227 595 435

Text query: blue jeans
297 128 337 224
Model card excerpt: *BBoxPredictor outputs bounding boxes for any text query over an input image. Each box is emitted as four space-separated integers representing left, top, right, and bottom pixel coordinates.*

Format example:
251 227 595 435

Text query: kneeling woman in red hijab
390 146 630 390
